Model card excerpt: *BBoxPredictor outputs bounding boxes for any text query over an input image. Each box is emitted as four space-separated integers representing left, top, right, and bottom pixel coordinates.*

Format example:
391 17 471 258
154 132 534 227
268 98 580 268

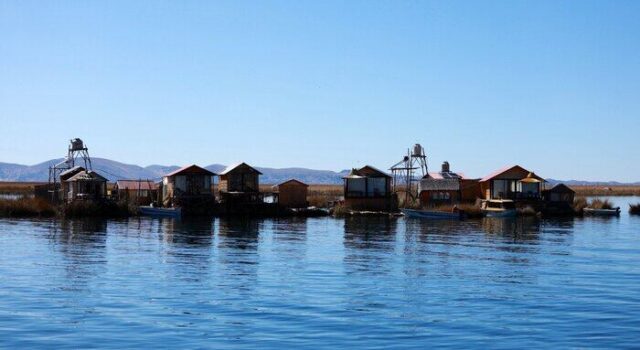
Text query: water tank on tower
70 138 85 151
412 144 424 157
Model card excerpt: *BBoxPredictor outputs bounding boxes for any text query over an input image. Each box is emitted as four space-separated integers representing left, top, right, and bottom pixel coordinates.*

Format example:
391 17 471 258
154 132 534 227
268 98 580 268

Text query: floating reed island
0 139 636 219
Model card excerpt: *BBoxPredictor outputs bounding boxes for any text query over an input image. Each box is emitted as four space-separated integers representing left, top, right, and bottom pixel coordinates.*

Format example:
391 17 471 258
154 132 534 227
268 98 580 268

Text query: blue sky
1 1 639 181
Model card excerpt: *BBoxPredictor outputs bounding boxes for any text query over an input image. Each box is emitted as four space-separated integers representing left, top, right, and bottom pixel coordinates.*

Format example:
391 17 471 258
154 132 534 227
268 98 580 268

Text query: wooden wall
278 182 308 208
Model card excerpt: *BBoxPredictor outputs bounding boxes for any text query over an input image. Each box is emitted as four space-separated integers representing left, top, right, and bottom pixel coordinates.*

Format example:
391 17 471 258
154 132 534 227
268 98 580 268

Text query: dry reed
0 197 56 217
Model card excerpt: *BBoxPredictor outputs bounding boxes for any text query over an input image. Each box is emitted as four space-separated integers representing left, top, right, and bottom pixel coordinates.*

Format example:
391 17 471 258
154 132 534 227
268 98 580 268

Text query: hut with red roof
479 165 544 201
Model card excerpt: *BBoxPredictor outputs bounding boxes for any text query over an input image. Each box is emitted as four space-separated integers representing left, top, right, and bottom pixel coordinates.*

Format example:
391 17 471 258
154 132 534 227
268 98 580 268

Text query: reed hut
343 165 395 211
274 179 308 208
479 165 544 201
542 183 575 203
64 170 108 202
161 165 216 207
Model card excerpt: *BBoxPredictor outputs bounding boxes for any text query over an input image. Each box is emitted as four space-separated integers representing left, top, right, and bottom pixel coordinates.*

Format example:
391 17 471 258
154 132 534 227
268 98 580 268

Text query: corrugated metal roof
424 172 465 180
419 178 460 191
65 170 107 182
479 165 543 182
59 166 85 179
115 180 158 191
219 162 263 175
164 164 216 177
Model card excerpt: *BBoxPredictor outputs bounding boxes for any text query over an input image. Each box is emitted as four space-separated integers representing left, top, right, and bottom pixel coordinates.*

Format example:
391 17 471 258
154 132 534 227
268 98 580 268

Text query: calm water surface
1 197 639 349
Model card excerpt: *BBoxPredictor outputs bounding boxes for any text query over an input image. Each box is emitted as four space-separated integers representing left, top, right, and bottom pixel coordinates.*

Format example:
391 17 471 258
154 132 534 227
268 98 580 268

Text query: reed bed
0 182 46 194
0 197 56 217
571 185 640 196
573 197 588 214
587 198 616 210
306 185 343 208
0 197 135 218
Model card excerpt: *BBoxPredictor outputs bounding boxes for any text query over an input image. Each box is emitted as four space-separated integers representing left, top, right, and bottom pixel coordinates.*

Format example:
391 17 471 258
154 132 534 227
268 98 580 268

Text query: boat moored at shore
139 206 182 218
583 207 621 216
401 208 465 220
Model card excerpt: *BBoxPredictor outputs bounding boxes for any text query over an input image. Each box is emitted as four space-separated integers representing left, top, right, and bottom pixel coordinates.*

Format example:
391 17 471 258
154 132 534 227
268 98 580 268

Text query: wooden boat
139 206 182 218
401 208 465 220
583 207 621 216
481 200 517 218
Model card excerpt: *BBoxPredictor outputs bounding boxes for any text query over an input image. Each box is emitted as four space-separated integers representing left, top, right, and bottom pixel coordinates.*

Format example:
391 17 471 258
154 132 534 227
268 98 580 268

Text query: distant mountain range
0 158 349 184
545 179 640 186
0 158 637 186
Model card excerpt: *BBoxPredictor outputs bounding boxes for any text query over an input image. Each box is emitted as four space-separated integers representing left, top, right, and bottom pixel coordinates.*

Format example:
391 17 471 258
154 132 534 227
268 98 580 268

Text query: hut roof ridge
219 162 263 175
165 164 216 177
277 178 309 187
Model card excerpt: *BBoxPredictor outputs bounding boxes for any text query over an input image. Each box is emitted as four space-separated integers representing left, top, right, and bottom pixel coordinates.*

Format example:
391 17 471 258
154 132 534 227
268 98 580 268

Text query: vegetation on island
587 198 616 210
0 197 135 218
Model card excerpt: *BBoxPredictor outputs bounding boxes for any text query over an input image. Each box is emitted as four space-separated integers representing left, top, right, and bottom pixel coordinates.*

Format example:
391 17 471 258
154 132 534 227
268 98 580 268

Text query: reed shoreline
3 182 640 197
1 182 639 219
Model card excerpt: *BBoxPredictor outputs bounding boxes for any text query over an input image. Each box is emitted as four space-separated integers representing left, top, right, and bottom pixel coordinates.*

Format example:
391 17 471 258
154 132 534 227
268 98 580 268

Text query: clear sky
1 1 639 181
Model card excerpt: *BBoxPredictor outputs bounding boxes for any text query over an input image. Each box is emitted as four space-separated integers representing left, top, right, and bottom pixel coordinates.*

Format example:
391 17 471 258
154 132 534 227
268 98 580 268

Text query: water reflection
343 217 398 277
215 218 261 294
2 209 640 348
268 218 308 243
160 218 215 246
47 219 108 291
217 218 261 250
481 217 541 240
343 216 397 250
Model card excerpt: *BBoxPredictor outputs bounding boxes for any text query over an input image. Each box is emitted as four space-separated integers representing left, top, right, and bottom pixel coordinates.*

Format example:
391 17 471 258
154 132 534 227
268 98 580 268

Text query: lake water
1 197 639 349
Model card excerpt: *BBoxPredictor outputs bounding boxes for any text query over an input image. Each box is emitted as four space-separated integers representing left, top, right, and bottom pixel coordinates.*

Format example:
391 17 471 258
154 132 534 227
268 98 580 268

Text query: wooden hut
274 179 308 208
161 165 216 207
64 170 108 202
343 165 395 211
479 165 544 201
59 166 86 202
218 162 262 193
113 179 159 205
542 183 575 203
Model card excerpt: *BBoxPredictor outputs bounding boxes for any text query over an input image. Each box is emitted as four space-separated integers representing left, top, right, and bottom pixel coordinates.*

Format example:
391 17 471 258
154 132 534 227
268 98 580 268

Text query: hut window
367 178 387 196
492 180 508 198
347 178 366 197
521 182 539 196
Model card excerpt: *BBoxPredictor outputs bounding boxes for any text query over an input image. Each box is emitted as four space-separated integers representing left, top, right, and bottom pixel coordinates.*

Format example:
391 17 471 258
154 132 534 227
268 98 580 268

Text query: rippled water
1 197 639 349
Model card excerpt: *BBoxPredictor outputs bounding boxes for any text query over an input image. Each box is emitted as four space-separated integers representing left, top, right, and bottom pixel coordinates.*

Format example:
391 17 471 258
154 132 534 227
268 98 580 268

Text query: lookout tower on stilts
390 144 428 207
48 138 93 201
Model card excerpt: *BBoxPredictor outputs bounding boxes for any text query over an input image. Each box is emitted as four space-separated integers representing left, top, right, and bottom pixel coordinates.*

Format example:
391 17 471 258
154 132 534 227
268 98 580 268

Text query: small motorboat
139 205 182 218
481 200 517 218
583 207 621 216
401 208 465 220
